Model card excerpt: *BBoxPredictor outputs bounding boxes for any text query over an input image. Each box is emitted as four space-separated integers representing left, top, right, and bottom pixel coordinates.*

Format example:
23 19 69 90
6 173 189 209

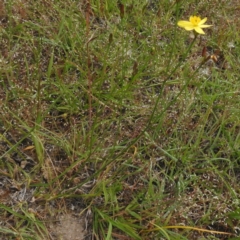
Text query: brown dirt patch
50 214 87 240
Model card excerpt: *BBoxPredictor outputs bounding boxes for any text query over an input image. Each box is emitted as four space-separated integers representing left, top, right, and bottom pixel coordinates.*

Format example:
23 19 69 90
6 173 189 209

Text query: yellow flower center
190 16 201 26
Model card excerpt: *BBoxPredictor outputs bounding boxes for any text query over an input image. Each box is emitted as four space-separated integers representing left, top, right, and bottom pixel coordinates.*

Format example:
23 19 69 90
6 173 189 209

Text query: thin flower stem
167 34 198 80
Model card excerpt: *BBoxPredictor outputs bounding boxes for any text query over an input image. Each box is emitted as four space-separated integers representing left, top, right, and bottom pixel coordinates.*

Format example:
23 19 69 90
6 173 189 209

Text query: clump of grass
1 0 240 239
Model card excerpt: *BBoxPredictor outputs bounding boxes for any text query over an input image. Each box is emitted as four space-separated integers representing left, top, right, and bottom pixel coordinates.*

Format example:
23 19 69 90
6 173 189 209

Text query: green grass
1 0 240 239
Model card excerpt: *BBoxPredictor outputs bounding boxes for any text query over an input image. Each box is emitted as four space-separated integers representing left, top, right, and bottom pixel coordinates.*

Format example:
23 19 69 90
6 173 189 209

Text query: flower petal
184 26 195 30
199 17 207 25
177 21 194 28
199 24 212 28
194 27 205 34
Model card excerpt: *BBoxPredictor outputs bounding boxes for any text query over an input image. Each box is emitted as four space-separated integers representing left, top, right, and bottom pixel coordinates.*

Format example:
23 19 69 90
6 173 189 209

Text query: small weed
0 0 240 239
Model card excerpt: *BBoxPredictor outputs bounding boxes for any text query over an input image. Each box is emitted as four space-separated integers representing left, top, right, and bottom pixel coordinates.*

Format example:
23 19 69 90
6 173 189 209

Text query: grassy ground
1 0 240 239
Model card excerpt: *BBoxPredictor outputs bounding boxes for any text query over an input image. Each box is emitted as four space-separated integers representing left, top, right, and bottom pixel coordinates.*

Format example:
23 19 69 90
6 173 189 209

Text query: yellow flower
177 16 212 34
